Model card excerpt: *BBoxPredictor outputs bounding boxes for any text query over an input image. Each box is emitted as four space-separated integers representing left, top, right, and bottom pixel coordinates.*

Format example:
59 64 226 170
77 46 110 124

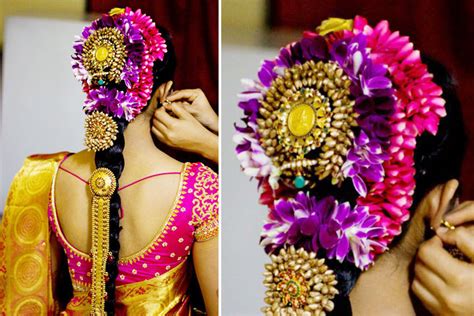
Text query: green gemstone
294 176 305 189
98 79 105 85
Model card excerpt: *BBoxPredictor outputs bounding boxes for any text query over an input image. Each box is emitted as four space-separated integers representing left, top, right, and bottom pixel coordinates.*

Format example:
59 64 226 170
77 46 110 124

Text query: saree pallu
0 152 67 315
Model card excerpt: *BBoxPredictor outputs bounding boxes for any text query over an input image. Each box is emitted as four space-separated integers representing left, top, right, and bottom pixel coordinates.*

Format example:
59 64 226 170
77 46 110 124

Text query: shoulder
185 162 218 197
187 162 218 183
18 151 70 179
184 163 219 241
5 151 69 208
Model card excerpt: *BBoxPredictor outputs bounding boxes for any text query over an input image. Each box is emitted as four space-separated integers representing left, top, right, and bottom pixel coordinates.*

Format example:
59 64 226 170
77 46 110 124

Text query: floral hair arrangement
72 7 167 151
234 16 446 314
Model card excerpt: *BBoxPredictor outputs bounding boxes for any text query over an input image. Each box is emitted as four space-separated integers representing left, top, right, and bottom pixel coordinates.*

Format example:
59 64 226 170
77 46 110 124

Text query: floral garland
235 16 446 313
72 7 167 122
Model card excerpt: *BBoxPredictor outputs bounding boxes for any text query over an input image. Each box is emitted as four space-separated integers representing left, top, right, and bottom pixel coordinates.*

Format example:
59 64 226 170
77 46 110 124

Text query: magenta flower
260 192 334 254
342 131 389 197
319 202 386 270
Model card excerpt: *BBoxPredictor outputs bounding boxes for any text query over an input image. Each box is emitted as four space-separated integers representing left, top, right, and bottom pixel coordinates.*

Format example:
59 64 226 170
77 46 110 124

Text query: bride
0 7 218 315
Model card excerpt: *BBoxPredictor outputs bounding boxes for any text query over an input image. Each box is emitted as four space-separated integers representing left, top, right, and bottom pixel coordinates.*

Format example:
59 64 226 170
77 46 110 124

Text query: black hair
93 26 176 315
327 55 468 314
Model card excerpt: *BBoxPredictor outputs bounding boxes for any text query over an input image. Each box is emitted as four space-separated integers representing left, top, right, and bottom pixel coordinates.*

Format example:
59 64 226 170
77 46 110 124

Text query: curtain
88 0 218 110
270 0 474 198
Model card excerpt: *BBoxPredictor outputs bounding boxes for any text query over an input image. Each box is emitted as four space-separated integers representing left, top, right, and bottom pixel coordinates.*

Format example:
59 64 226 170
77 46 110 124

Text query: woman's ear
145 81 174 115
391 180 459 260
429 179 459 229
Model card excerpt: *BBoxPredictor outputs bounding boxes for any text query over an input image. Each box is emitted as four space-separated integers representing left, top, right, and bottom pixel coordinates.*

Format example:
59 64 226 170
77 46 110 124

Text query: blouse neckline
50 161 191 264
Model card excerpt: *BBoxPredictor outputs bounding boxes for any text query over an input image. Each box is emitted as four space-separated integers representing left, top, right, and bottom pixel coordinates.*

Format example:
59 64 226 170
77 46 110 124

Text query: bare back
54 150 184 258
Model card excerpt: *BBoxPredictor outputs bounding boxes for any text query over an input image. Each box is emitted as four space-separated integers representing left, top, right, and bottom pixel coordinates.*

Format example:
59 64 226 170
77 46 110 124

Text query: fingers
436 226 474 261
417 236 459 282
411 278 440 313
167 89 201 102
151 126 165 141
166 102 193 119
444 201 474 226
153 107 176 128
413 261 446 298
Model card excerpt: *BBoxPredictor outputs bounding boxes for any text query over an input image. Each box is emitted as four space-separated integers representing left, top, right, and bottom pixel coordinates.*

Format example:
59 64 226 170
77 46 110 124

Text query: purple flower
234 122 274 178
260 192 334 254
84 86 140 121
72 13 145 87
331 34 396 145
342 131 389 197
319 202 386 270
258 60 277 87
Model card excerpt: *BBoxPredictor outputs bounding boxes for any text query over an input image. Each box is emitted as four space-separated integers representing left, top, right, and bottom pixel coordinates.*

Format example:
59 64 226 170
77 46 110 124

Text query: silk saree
0 152 218 315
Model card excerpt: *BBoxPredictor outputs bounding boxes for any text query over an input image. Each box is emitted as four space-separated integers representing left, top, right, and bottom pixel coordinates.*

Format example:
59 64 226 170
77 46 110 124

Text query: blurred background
0 0 217 208
222 1 473 315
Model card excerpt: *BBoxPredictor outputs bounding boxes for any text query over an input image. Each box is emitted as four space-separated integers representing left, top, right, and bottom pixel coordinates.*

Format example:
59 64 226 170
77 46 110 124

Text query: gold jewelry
84 111 119 152
163 99 172 106
82 27 127 85
89 168 116 314
256 60 357 188
440 219 456 230
263 246 338 315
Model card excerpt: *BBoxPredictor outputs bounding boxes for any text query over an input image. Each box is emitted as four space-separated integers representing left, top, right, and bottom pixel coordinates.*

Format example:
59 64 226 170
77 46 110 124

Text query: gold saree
0 152 67 314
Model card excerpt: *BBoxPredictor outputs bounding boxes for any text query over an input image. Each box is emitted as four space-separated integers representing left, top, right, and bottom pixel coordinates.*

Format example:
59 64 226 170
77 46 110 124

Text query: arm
193 237 218 316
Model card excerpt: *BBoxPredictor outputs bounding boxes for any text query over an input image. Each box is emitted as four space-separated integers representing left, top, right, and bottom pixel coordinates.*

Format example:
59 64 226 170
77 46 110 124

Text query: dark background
88 0 218 110
269 0 474 199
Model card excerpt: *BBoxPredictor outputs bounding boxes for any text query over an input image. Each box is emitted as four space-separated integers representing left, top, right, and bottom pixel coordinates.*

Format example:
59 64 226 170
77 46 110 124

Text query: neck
349 209 428 316
122 114 163 159
349 249 414 315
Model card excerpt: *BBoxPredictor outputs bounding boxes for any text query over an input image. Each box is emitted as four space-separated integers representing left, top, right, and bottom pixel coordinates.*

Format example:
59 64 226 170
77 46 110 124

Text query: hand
412 201 474 316
167 89 218 133
152 102 218 163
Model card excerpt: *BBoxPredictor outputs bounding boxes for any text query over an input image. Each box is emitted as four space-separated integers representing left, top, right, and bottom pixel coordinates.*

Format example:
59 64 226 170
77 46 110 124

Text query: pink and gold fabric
48 161 218 314
0 154 218 314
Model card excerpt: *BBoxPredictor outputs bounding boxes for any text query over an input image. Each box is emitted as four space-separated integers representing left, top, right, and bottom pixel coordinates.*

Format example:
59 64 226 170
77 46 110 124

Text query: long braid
95 118 128 315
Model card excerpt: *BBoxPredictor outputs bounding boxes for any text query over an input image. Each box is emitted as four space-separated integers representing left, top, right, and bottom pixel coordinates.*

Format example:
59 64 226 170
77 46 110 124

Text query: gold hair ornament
84 111 119 152
82 27 127 86
257 60 357 189
263 246 338 315
89 168 116 314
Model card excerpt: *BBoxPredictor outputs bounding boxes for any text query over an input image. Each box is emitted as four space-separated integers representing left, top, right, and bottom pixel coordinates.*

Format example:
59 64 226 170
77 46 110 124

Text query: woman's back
53 150 184 259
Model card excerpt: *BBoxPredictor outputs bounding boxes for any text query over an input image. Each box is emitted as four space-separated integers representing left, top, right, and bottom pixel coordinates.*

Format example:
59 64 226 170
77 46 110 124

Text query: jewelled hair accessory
235 16 446 313
72 7 167 151
89 168 116 313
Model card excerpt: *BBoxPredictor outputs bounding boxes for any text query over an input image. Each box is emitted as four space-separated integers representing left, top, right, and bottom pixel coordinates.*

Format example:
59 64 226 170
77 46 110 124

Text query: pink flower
353 16 446 253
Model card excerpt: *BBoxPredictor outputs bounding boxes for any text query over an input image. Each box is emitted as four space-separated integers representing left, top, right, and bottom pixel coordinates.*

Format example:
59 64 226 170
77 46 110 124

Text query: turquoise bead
98 79 105 85
294 176 305 188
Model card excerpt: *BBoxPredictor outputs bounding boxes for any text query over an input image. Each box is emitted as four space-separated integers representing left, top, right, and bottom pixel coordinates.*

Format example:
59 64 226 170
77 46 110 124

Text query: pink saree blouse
48 161 218 314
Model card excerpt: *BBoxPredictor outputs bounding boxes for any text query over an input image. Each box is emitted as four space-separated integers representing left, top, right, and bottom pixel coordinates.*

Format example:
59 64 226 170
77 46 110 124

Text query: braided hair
93 27 176 315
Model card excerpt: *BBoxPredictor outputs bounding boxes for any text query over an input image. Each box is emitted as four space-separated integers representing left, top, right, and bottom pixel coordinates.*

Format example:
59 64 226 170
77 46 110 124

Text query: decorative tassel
89 168 116 315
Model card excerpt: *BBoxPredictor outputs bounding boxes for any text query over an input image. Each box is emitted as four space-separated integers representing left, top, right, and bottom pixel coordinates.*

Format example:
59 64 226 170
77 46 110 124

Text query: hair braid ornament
235 16 446 314
89 168 116 313
72 7 167 151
